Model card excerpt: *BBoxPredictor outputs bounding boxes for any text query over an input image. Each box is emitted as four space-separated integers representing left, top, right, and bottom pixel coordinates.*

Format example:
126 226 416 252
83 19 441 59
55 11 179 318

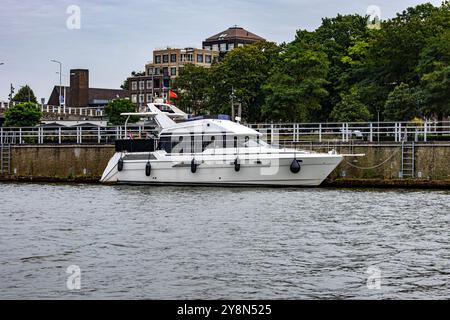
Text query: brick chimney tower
70 69 89 108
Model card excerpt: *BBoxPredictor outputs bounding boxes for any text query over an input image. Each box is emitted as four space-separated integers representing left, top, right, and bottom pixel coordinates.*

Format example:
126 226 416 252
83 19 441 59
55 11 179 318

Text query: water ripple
0 183 449 299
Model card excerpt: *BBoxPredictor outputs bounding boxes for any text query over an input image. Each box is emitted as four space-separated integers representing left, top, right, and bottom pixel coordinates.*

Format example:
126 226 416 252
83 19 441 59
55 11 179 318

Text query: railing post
394 123 398 142
342 123 345 142
19 128 22 144
424 121 427 142
98 127 101 144
319 123 322 143
58 127 62 144
79 127 83 144
369 123 373 142
270 124 274 145
398 123 402 142
0 127 3 145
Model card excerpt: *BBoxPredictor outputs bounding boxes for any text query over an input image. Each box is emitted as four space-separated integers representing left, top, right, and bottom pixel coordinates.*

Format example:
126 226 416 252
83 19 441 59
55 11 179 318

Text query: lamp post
376 106 381 142
50 60 62 109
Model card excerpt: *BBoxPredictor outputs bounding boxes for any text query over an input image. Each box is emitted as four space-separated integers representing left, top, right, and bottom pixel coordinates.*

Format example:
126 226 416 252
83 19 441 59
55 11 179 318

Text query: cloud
0 0 444 101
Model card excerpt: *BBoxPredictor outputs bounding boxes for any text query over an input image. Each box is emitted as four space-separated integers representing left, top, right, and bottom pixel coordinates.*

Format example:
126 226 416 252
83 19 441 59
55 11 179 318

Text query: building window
212 44 219 51
147 80 152 89
170 54 177 62
147 67 154 75
163 67 169 76
228 43 234 50
154 68 160 75
147 94 153 102
238 43 244 48
163 54 169 63
139 81 145 90
170 67 177 76
131 94 137 103
139 94 144 103
155 55 161 64
204 46 211 50
131 81 137 90
220 43 227 52
197 54 204 63
205 55 212 64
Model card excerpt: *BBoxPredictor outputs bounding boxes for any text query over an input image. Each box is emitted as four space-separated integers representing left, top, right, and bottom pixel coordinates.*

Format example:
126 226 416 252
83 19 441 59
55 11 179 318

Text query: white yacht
100 103 343 186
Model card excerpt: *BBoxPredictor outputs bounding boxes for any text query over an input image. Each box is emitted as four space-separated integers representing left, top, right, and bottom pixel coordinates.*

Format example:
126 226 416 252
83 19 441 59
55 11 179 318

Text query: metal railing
0 121 449 145
247 121 450 143
0 102 104 117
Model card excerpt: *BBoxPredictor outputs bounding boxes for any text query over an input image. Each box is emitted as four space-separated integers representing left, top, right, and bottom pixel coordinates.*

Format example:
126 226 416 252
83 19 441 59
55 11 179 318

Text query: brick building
128 47 219 107
202 26 265 58
48 69 127 109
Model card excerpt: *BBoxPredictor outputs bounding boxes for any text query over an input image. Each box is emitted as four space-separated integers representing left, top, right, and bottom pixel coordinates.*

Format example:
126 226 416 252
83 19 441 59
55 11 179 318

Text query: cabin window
233 136 237 148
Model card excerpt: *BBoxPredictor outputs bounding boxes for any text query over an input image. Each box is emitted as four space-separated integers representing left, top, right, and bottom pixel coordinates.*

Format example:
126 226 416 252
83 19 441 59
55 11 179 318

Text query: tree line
173 1 450 123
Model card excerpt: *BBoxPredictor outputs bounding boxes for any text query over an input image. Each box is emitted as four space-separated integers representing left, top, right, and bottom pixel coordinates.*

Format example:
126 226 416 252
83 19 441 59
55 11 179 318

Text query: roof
161 119 261 136
204 26 265 42
89 88 127 103
48 86 128 106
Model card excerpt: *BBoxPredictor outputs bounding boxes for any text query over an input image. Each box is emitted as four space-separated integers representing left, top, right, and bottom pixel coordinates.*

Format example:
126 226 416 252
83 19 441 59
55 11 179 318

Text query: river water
0 183 448 299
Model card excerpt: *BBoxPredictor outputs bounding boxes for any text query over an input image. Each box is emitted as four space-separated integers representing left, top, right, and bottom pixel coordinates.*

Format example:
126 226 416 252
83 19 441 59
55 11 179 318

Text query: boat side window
233 136 237 148
245 136 249 147
202 135 216 151
159 135 172 153
178 136 184 154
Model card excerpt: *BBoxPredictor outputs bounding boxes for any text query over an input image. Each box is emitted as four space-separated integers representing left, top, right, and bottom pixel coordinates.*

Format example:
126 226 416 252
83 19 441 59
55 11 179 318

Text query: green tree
263 39 329 122
104 99 139 125
208 41 280 122
350 2 449 119
4 102 43 127
416 28 450 120
313 14 370 120
172 64 211 115
420 65 450 120
330 88 371 122
383 83 420 121
12 85 37 103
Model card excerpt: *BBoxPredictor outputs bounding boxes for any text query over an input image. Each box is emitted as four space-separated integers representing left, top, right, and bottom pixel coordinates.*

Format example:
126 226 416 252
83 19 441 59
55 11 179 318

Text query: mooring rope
344 148 401 170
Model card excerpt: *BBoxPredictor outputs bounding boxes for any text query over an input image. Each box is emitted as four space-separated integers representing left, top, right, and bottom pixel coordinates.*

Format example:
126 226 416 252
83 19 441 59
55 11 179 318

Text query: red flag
169 90 178 99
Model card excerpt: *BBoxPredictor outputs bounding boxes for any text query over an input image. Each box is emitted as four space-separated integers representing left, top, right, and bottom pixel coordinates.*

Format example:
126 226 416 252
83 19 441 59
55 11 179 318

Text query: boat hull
101 152 343 187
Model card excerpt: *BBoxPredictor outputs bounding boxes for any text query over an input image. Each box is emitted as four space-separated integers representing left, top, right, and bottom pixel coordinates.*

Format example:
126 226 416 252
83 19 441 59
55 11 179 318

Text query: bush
104 99 139 125
3 102 43 127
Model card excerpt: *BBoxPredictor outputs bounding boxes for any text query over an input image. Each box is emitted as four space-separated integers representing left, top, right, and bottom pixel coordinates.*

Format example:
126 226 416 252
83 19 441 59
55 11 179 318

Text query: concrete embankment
0 143 449 188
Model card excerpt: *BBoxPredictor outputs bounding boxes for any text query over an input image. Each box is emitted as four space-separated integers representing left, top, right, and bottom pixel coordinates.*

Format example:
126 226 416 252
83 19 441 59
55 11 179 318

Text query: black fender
234 158 240 172
290 159 301 174
145 162 151 176
191 159 197 173
117 158 124 172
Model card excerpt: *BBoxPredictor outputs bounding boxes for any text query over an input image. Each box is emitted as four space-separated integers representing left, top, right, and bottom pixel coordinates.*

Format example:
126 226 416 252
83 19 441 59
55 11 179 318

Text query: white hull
101 151 343 187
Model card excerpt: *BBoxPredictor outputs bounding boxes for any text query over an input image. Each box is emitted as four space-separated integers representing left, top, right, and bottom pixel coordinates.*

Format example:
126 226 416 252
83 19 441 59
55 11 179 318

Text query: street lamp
375 106 381 142
50 59 62 109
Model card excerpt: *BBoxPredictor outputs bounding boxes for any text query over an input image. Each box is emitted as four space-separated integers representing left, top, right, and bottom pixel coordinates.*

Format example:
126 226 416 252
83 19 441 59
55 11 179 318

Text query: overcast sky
0 0 443 102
